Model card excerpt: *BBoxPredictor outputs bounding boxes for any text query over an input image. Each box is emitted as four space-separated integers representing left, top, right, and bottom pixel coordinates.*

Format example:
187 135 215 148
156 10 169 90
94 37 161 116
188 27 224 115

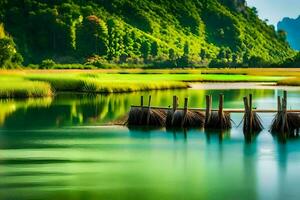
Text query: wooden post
182 98 188 127
205 95 212 125
249 94 253 133
146 95 152 125
140 96 144 107
283 91 287 107
184 98 188 114
173 96 178 112
281 91 288 134
219 94 224 128
277 96 281 114
243 97 249 133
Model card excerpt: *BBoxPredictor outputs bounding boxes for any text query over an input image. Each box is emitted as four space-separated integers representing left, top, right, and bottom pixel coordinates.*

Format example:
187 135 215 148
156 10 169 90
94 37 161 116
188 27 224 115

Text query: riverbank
0 68 297 98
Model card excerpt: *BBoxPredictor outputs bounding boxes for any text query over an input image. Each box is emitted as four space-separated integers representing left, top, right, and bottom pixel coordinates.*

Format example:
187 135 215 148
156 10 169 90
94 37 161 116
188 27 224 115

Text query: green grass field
0 68 297 98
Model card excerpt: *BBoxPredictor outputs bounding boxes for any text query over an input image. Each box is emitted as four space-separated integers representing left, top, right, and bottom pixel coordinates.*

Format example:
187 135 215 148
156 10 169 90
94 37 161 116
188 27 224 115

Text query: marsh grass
277 77 300 86
0 80 53 98
27 74 188 93
0 68 297 98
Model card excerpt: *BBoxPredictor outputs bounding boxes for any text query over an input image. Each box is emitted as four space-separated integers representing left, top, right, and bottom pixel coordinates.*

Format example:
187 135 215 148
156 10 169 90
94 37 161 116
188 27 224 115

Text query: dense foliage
0 0 295 68
0 24 23 68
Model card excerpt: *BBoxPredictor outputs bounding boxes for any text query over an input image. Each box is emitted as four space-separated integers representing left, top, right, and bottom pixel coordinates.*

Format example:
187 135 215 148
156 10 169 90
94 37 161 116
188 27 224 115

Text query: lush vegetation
0 69 292 98
0 24 23 68
0 77 52 98
0 0 295 69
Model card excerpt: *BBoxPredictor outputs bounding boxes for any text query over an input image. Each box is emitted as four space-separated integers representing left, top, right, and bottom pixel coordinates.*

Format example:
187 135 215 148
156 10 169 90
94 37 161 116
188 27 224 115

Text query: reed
0 80 53 98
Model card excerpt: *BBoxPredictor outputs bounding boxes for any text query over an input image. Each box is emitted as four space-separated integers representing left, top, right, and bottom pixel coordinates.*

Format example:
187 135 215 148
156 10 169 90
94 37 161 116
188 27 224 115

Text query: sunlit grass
277 77 300 86
201 68 300 77
0 68 295 98
27 74 189 93
0 79 53 98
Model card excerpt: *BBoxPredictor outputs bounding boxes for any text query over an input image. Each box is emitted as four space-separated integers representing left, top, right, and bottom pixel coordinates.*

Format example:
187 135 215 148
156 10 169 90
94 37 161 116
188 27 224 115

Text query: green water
1 87 300 200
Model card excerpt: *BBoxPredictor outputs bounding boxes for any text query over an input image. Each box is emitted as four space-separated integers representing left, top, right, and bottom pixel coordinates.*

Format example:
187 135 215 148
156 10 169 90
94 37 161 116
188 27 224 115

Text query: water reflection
0 88 285 130
1 87 300 199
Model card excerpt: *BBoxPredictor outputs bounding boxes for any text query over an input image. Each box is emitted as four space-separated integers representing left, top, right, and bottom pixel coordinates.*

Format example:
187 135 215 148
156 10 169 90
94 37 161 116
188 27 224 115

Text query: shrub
40 59 56 69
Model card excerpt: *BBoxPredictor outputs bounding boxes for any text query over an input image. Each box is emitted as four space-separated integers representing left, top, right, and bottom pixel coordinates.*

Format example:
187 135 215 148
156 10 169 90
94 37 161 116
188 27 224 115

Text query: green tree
107 19 125 60
0 37 15 68
77 15 108 57
123 29 135 56
151 41 158 57
184 41 190 55
200 49 206 60
140 41 151 61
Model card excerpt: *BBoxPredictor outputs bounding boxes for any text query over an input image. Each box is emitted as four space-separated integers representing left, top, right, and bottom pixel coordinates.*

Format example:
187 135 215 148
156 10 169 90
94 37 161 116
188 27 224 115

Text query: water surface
1 85 300 200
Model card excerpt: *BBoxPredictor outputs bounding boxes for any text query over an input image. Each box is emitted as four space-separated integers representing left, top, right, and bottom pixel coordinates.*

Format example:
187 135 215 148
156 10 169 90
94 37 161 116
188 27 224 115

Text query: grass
0 68 298 98
277 77 300 86
0 79 53 98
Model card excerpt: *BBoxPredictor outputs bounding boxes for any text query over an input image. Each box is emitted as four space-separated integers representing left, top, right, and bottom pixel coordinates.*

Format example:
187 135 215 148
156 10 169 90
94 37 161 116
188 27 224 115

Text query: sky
247 0 300 25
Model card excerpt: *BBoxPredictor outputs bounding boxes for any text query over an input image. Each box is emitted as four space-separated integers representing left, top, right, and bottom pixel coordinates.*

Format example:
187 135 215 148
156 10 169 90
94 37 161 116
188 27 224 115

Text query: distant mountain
0 0 294 67
278 16 300 50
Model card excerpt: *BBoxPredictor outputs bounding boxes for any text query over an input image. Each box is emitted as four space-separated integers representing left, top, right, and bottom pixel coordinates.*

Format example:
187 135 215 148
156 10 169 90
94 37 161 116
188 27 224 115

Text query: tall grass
277 77 300 86
27 74 188 93
0 68 296 99
0 80 53 98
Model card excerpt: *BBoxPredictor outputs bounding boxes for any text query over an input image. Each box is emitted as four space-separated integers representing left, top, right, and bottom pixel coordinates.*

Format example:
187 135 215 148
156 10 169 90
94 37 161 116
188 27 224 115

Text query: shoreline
189 82 300 91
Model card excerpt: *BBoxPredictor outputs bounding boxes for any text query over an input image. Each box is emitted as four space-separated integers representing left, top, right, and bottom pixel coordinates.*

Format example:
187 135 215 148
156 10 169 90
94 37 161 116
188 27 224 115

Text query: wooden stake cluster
243 94 263 136
167 97 205 128
127 92 300 138
127 95 166 127
271 91 300 138
205 94 231 129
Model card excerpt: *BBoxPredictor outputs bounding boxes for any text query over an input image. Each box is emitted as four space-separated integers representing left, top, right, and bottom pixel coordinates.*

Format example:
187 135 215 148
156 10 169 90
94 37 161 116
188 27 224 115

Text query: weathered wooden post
249 94 253 133
184 98 188 114
146 95 152 125
243 96 249 133
141 96 144 107
277 96 281 114
281 91 288 134
205 95 212 126
182 98 188 127
173 95 178 112
219 94 224 128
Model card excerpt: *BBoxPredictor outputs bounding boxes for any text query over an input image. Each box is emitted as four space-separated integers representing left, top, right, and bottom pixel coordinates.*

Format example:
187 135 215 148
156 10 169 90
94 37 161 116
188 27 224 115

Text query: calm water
1 86 300 200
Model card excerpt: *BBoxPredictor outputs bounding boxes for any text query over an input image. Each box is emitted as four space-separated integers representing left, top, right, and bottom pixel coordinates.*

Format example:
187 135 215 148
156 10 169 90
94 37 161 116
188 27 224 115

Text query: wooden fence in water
127 91 300 139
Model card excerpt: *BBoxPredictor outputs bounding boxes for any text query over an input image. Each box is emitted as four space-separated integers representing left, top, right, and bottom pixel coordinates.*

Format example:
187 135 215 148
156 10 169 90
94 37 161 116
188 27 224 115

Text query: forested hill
0 0 295 68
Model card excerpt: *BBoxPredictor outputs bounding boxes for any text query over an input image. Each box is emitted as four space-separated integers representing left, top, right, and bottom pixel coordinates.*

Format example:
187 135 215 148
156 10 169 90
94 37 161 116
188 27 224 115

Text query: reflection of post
172 130 177 140
276 143 288 200
183 128 187 141
243 142 258 199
